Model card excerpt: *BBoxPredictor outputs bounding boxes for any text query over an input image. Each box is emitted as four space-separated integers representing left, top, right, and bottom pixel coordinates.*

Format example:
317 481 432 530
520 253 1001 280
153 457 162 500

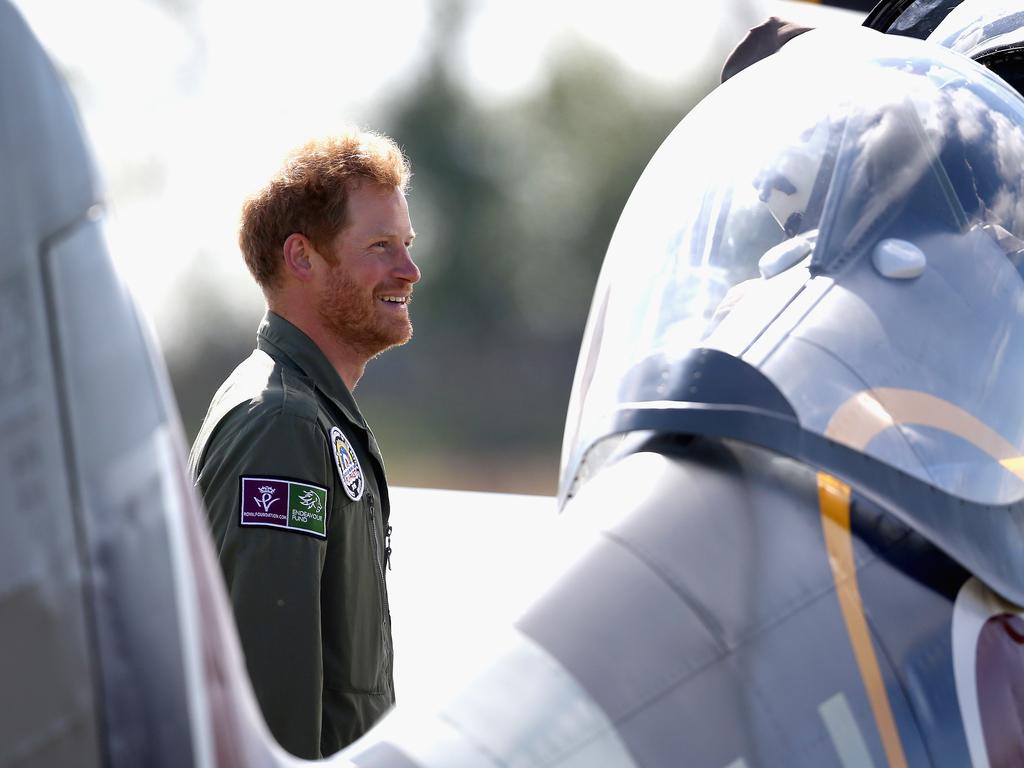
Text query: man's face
317 181 419 359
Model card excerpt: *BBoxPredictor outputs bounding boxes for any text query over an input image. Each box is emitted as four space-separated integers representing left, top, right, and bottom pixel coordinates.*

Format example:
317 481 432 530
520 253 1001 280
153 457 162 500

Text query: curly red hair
239 128 411 289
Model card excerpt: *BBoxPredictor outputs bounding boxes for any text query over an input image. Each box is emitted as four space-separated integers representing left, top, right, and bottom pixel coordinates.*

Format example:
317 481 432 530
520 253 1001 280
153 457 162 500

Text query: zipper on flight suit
367 493 391 622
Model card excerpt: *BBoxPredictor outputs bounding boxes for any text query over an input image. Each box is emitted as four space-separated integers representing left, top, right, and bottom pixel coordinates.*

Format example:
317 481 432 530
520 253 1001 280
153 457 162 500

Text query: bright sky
11 0 859 344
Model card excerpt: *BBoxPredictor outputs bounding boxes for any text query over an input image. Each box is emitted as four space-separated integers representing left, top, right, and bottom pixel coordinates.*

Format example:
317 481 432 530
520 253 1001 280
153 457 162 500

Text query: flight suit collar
256 311 368 431
256 312 390 517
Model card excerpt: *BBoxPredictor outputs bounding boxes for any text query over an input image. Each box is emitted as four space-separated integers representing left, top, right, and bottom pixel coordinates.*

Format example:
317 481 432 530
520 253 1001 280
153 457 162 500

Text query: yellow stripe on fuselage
817 472 907 768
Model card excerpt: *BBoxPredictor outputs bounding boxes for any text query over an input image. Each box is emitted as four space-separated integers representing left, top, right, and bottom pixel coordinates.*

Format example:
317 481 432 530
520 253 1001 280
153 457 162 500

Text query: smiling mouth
378 295 411 307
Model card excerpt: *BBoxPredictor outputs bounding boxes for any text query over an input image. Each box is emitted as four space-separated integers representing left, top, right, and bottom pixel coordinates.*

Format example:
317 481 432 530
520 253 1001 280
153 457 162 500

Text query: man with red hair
189 128 419 758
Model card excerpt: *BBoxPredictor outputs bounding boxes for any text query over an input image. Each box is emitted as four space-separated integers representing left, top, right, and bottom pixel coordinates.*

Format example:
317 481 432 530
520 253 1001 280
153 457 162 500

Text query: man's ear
282 233 315 282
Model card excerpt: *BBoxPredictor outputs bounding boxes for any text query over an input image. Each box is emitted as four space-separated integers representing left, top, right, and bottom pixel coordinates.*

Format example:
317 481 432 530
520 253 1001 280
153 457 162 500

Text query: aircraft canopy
561 26 1024 510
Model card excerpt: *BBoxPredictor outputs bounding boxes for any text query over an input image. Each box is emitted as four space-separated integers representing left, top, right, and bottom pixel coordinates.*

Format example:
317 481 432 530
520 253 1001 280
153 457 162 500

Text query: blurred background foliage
21 0 786 495
165 0 715 495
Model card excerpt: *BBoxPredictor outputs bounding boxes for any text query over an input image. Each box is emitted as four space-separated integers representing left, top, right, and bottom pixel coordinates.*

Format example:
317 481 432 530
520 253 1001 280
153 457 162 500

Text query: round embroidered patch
330 426 364 501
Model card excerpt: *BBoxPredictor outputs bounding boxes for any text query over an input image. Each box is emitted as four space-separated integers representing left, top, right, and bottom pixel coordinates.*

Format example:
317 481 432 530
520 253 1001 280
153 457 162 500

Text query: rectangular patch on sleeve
240 477 328 538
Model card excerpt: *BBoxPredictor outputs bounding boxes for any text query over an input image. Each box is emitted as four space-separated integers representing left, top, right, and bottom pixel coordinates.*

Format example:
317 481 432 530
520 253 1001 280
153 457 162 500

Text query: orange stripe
818 472 908 768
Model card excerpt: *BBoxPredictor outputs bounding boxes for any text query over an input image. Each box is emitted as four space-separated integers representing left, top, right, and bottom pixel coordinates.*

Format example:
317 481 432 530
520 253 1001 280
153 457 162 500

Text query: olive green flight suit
188 311 394 759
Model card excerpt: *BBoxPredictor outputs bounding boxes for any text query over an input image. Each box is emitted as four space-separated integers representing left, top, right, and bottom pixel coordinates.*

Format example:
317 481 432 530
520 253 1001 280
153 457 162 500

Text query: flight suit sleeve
202 411 332 760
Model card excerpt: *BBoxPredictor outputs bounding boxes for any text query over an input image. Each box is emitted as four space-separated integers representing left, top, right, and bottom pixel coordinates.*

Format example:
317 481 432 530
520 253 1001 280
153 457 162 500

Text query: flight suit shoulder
275 365 321 424
196 395 335 544
219 349 321 420
189 350 323 482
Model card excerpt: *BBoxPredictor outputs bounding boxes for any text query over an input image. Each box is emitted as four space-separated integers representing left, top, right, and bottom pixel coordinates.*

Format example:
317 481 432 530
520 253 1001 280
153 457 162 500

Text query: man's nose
393 246 420 284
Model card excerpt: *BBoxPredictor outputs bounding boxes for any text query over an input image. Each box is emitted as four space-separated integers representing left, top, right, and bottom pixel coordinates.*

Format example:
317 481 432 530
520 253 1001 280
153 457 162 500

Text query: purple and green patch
240 476 328 537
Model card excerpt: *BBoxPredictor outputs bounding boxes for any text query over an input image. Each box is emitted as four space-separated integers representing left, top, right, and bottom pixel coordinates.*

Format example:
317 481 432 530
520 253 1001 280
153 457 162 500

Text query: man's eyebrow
368 230 416 242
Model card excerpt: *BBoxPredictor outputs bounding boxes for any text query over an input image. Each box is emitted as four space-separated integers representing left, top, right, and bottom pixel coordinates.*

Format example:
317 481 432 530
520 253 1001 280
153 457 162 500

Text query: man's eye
372 241 388 249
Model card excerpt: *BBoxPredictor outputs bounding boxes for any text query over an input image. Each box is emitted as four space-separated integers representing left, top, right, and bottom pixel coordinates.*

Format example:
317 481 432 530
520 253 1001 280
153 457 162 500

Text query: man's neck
268 302 366 391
